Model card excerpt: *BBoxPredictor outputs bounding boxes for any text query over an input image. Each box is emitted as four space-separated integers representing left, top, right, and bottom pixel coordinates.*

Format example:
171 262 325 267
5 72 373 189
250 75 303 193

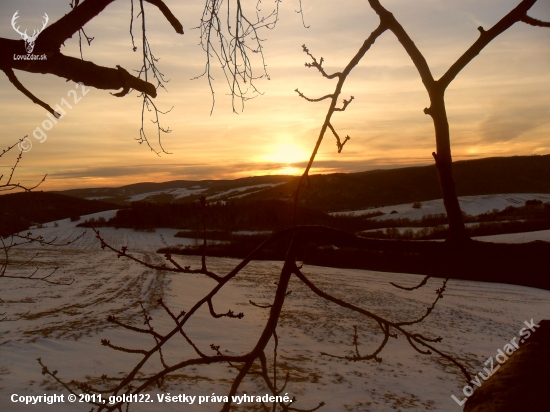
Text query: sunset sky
0 0 549 190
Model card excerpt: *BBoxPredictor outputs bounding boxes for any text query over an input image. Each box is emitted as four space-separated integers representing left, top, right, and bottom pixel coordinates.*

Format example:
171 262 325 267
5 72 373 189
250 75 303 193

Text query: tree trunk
428 87 468 242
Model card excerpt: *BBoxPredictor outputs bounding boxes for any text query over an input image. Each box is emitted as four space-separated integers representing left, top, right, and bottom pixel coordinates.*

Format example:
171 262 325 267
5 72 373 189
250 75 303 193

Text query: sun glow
263 143 309 164
256 142 310 175
272 166 302 175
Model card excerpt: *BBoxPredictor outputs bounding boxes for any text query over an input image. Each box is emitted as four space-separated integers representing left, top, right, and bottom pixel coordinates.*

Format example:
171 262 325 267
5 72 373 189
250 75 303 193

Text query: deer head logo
11 11 49 54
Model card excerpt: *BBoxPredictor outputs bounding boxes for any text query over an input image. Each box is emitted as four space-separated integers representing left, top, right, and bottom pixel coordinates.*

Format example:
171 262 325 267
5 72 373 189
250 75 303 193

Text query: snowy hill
332 193 550 220
54 176 292 205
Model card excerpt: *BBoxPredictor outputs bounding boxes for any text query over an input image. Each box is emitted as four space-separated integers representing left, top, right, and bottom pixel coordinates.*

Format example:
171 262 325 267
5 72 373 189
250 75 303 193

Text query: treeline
363 220 550 240
157 203 550 286
361 201 550 240
76 198 550 238
78 199 367 232
158 232 430 274
0 192 117 236
474 199 549 222
160 233 285 260
0 214 30 237
0 192 117 223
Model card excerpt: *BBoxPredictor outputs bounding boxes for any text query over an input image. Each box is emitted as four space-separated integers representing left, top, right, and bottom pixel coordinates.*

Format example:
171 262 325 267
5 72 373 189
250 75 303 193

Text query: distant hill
55 175 293 206
53 155 550 212
267 154 550 212
0 192 118 234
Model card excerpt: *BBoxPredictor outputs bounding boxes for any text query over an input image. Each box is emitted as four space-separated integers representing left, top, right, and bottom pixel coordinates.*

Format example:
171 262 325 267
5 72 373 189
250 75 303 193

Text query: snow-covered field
1 206 550 411
331 193 550 220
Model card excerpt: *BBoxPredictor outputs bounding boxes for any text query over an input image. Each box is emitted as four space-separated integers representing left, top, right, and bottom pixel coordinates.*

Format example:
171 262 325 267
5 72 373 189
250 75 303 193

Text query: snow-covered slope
110 182 287 203
127 187 208 202
474 229 550 243
32 209 119 229
332 193 550 221
205 183 286 201
25 210 194 251
57 176 293 205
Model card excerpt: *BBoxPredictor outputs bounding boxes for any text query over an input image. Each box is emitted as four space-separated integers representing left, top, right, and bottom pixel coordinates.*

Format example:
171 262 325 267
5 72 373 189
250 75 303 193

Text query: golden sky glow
262 141 310 164
0 0 549 190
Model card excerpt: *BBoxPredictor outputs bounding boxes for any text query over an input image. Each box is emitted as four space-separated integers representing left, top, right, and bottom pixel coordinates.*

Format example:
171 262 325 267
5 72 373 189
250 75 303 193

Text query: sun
263 143 309 164
251 140 310 176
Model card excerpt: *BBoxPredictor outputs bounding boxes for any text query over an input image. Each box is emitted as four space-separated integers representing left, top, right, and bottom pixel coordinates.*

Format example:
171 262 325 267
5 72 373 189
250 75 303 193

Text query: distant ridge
270 154 550 212
52 154 550 212
54 175 293 206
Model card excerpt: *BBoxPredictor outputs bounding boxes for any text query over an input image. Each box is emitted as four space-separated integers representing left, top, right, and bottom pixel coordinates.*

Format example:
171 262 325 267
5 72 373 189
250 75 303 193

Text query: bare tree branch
0 0 185 117
439 0 538 88
145 0 184 34
521 14 550 27
296 22 388 193
39 0 114 49
367 0 434 90
2 69 60 117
